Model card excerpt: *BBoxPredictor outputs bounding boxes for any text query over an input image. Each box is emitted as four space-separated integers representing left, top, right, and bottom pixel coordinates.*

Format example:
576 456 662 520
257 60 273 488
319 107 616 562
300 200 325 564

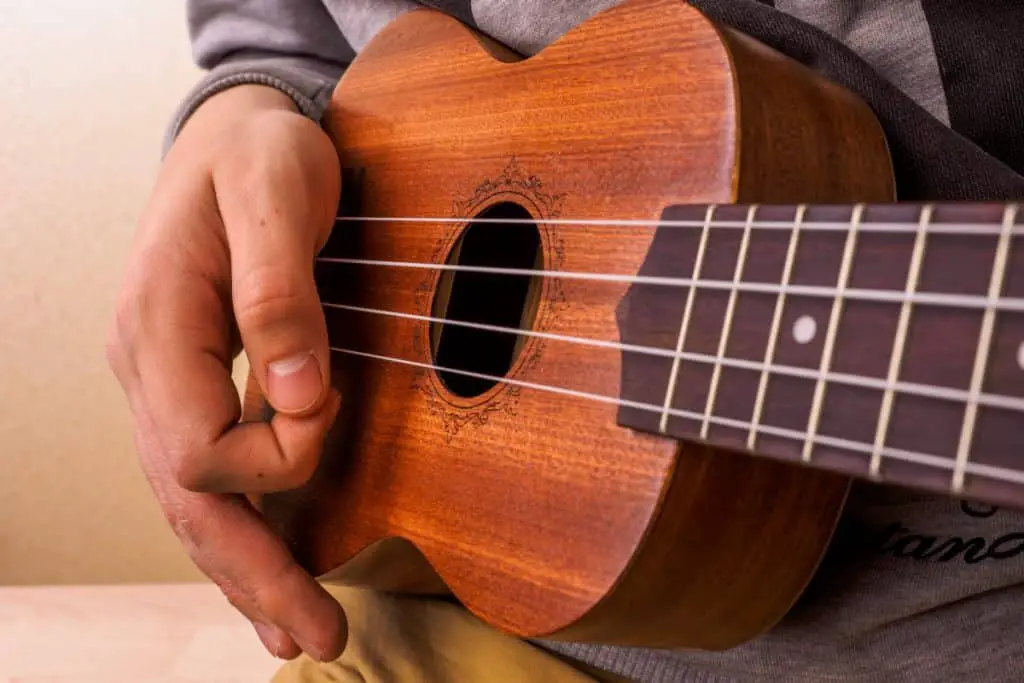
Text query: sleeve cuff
162 54 346 155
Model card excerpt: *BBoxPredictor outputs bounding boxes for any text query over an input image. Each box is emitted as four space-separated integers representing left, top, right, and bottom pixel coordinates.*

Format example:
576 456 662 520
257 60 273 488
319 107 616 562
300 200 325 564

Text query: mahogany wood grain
241 0 896 650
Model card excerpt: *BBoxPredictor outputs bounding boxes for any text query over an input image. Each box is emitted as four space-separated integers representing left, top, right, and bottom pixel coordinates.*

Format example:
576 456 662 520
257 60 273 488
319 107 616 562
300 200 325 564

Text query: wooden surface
0 584 280 683
243 0 891 650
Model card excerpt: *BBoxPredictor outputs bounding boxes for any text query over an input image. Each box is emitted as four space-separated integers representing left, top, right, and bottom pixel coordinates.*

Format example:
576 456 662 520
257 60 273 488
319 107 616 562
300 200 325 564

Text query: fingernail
290 634 334 663
267 352 322 413
253 621 285 657
293 602 347 662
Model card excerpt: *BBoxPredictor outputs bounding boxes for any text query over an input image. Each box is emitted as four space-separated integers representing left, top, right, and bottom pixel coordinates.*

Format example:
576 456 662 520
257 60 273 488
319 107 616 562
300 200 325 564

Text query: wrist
176 84 302 147
202 84 300 116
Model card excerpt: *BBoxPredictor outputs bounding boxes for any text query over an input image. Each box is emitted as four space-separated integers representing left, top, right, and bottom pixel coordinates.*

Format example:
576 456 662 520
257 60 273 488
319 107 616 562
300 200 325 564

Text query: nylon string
316 257 1024 313
327 344 1024 488
316 204 1023 488
333 213 1022 236
320 302 1024 412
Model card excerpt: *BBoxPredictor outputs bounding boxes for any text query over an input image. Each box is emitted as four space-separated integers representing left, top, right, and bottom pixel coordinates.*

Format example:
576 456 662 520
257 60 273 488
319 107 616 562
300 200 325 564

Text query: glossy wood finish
243 0 895 649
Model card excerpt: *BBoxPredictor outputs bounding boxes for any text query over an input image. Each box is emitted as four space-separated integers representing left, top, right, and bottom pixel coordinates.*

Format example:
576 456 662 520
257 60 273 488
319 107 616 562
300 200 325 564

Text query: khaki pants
272 585 631 683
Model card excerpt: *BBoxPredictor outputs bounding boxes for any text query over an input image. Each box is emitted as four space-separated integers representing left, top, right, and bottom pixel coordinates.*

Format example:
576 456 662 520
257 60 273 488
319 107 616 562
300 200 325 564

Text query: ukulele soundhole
430 202 543 398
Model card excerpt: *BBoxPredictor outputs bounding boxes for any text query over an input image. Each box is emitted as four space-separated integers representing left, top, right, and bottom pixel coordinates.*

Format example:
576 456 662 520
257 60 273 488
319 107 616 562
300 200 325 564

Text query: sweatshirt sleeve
164 0 356 151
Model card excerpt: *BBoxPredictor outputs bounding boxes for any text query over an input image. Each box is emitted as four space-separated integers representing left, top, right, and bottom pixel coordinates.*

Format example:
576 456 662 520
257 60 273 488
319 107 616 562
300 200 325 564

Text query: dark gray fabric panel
922 0 1024 176
775 0 950 124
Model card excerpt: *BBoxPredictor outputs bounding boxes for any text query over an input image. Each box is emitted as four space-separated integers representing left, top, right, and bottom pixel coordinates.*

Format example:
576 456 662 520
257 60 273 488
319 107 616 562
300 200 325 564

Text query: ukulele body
246 0 895 650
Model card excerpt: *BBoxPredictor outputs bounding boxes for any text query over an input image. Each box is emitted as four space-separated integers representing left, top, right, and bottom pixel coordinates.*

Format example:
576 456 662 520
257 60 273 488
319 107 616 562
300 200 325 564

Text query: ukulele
241 0 1023 652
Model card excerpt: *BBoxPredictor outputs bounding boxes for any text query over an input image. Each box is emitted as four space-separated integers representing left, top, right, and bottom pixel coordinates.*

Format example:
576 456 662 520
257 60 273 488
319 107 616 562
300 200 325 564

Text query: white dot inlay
1017 341 1024 371
793 316 817 345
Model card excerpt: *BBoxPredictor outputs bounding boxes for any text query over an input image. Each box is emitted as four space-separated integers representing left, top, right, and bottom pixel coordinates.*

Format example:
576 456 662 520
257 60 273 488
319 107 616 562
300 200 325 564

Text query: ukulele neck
615 201 1024 506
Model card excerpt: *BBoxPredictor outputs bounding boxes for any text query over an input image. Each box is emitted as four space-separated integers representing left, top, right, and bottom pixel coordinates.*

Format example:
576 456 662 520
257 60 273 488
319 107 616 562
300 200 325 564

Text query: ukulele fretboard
615 201 1024 506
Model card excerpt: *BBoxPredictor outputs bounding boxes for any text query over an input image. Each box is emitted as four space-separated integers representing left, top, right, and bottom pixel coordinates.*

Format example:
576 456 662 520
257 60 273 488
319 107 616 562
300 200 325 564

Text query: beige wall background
0 1 209 585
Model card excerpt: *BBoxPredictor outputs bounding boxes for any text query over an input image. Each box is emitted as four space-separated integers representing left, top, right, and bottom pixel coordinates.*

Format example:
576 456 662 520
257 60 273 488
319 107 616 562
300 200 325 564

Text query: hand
107 85 346 661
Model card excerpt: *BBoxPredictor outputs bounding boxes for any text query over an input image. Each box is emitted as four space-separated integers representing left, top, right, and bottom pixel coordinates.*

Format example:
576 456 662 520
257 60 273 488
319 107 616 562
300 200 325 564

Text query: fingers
131 263 341 492
106 101 348 665
178 490 348 661
253 621 303 660
115 163 340 492
131 401 346 662
186 390 342 493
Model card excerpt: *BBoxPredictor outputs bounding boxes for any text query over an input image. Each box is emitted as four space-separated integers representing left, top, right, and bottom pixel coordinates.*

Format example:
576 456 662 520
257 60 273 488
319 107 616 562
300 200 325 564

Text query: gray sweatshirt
167 2 1024 681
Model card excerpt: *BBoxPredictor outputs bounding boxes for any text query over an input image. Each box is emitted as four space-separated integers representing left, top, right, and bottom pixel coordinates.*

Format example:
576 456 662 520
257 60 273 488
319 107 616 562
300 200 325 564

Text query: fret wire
319 257 1024 313
748 206 804 449
331 345 1024 486
869 204 932 479
952 204 1018 494
702 205 756 439
334 213 1024 236
325 301 1024 413
802 205 864 462
659 205 715 433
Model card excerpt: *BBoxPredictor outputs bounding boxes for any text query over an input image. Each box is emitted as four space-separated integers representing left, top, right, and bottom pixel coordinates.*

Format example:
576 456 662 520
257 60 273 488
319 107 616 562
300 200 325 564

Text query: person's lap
272 584 628 683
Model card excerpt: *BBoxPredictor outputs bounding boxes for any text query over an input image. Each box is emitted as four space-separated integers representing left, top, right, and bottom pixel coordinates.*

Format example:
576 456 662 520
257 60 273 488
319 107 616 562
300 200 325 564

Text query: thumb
216 114 341 418
226 208 332 419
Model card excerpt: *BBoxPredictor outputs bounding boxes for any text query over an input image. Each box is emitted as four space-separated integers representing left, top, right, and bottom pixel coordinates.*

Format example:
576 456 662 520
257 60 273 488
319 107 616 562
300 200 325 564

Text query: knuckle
166 508 204 561
276 428 325 489
279 450 319 489
171 450 212 492
106 270 160 375
234 268 308 334
218 579 255 616
108 298 134 351
249 561 298 620
105 301 138 381
104 327 125 375
161 505 255 619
